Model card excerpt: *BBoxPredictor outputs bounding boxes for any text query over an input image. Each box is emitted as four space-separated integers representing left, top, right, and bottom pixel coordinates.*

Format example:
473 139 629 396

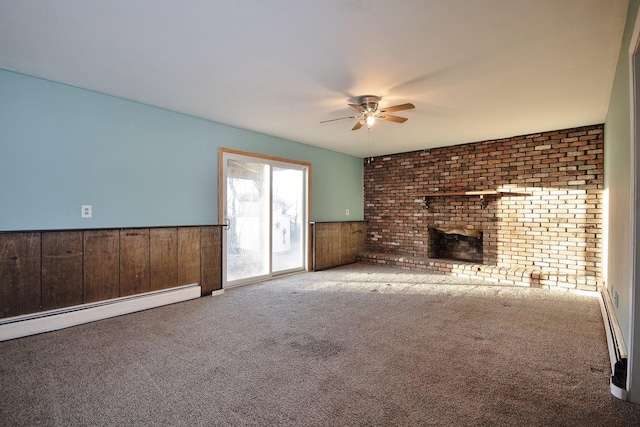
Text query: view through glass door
222 150 308 286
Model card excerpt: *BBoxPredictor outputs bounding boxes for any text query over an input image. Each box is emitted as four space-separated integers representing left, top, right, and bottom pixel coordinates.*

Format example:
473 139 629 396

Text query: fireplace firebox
428 227 483 263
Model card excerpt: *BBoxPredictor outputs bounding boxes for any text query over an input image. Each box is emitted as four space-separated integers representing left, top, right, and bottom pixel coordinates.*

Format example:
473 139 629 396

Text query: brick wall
361 124 604 289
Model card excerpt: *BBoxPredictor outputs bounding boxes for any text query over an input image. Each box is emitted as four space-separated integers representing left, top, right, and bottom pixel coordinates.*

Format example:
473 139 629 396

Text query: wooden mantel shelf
419 189 531 209
419 189 531 197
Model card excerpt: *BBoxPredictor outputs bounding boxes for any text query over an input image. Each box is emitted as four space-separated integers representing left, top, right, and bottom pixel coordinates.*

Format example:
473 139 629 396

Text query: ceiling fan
321 95 415 131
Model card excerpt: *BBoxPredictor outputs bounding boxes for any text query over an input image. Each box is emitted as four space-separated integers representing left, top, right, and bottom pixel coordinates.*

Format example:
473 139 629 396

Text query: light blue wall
0 70 363 231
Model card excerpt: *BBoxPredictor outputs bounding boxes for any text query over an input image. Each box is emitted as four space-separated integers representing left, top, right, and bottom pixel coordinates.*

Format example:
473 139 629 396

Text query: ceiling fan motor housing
358 95 380 111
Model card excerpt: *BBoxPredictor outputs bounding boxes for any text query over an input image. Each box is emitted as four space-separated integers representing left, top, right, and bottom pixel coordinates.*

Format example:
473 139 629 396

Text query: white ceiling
0 0 629 157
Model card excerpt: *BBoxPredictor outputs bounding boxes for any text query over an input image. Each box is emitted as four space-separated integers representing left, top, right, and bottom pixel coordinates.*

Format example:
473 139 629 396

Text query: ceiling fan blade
320 114 359 124
352 121 364 131
349 103 366 113
378 114 408 123
378 103 415 113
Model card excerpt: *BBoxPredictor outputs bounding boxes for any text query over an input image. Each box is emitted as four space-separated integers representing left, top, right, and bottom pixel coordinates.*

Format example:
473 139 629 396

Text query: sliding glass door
221 150 308 287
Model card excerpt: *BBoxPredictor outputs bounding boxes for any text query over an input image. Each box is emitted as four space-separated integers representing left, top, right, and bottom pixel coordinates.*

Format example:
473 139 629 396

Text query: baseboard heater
0 284 224 342
598 290 628 400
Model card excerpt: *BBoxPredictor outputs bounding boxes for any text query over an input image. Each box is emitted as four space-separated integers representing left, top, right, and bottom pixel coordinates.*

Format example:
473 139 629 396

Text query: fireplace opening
428 227 483 263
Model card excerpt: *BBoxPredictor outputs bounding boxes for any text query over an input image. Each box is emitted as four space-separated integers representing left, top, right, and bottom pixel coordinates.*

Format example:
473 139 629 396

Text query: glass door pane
272 167 304 273
225 159 270 283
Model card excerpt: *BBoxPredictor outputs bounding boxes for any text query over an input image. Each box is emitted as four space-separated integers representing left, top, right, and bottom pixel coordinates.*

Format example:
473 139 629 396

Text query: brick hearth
358 124 603 290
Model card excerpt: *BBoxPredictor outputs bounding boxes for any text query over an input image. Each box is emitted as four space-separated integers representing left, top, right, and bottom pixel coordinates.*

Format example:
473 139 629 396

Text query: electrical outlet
346 208 350 216
81 204 92 218
615 291 619 308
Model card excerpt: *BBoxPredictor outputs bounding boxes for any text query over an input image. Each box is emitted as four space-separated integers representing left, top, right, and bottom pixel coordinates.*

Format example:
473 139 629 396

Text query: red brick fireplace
357 124 604 290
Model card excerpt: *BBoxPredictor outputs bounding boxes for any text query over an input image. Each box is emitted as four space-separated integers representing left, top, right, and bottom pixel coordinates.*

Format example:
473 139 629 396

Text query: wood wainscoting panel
84 230 119 303
150 228 178 291
313 223 342 271
41 231 84 311
200 226 222 295
178 227 201 286
341 222 366 265
0 233 42 317
120 228 150 297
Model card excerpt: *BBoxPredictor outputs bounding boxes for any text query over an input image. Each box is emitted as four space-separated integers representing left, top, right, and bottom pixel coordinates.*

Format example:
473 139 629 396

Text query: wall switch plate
81 204 92 218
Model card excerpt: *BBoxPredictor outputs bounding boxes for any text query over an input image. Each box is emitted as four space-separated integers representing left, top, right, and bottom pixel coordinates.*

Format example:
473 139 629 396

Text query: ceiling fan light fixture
366 113 376 127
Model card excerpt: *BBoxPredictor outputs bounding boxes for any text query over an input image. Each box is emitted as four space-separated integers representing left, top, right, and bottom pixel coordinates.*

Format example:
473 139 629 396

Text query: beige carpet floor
1 263 640 426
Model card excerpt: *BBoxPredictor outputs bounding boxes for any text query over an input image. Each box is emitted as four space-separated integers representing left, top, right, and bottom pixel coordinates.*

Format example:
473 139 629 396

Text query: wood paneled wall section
84 230 119 303
120 228 151 297
0 226 222 319
42 231 84 310
0 233 41 318
312 221 366 271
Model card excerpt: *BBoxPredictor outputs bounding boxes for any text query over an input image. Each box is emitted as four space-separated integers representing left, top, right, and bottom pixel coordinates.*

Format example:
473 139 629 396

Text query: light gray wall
0 70 363 231
605 0 639 347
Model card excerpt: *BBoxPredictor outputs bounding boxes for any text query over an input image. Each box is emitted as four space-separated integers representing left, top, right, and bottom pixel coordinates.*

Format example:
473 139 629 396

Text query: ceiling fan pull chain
368 126 374 163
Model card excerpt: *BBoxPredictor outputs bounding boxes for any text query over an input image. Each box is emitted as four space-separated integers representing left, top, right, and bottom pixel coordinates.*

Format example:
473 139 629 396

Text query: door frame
218 148 312 286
